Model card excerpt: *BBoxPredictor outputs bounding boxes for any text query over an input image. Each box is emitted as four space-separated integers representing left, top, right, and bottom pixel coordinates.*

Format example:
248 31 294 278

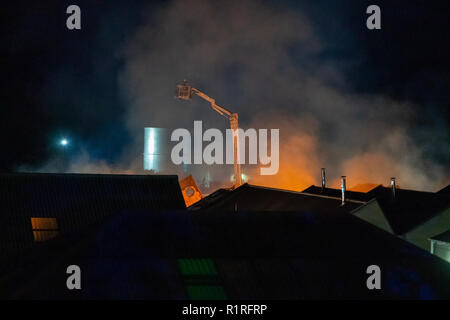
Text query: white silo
144 127 169 173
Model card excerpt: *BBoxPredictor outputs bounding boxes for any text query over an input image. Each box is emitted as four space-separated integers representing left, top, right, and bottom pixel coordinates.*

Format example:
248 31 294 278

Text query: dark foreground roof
189 183 363 212
0 173 186 251
1 209 449 299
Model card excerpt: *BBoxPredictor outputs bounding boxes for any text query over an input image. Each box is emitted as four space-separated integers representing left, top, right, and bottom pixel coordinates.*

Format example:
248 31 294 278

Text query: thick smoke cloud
116 0 447 191
27 0 448 192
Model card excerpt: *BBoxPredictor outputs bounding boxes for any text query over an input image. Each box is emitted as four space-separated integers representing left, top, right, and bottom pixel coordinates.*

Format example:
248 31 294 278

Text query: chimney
321 168 326 191
391 177 396 199
341 176 346 205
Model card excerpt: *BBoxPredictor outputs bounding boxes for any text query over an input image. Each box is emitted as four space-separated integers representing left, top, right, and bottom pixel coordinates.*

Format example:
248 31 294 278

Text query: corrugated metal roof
0 173 186 251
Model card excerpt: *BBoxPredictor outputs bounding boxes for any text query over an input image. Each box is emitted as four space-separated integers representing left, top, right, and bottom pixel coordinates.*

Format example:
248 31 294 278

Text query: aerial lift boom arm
175 81 242 188
191 88 231 118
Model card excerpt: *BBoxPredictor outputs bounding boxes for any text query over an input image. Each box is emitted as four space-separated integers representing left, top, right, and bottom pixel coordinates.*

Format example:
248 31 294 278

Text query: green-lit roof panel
177 258 218 276
186 285 226 300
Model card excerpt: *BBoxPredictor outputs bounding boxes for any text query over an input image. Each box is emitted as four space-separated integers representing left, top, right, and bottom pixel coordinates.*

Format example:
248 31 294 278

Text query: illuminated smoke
24 0 449 192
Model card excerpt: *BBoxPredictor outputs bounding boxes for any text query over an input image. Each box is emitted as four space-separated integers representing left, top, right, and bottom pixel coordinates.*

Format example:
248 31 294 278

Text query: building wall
431 240 450 263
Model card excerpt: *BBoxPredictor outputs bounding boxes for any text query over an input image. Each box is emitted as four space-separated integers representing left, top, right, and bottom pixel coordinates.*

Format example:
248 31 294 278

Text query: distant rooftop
437 184 450 195
367 186 449 235
349 183 382 193
301 185 378 202
189 183 362 213
302 183 450 235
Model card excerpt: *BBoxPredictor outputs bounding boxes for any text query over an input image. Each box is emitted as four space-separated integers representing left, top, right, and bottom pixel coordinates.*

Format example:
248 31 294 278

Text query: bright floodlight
60 139 68 146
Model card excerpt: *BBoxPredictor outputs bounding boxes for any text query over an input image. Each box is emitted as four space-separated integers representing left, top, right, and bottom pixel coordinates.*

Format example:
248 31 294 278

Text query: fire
247 134 318 192
348 183 381 192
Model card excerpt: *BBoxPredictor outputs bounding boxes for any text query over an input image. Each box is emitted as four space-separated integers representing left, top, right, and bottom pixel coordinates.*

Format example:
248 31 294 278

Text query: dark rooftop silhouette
190 183 362 212
430 229 450 243
437 184 450 195
301 185 377 202
0 173 186 251
1 209 449 299
302 184 450 235
1 174 449 299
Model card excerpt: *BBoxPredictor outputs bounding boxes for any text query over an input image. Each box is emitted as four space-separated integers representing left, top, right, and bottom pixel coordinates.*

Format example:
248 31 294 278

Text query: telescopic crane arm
175 81 242 188
191 88 231 118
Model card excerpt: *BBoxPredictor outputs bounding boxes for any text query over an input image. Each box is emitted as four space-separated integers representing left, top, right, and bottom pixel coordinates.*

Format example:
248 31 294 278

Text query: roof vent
341 176 346 205
321 168 326 192
391 177 396 199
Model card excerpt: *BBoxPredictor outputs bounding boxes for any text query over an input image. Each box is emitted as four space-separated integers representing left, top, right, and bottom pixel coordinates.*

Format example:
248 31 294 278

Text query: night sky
0 0 448 190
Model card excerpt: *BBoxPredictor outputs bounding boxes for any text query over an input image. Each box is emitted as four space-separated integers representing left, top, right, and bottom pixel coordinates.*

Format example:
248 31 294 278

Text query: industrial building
301 180 450 262
429 230 450 262
0 173 449 299
0 172 186 252
189 183 364 213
